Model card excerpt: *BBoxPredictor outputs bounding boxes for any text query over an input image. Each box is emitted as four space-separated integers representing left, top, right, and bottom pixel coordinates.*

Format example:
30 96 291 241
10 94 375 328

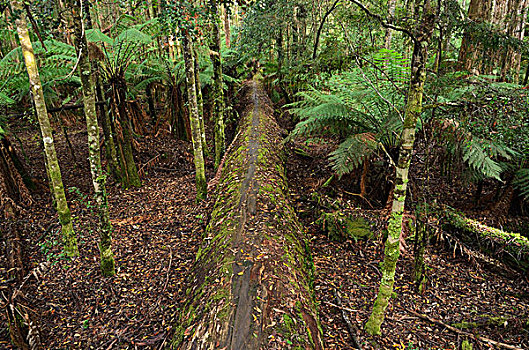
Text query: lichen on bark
182 31 207 201
365 1 436 335
68 0 116 276
12 0 78 256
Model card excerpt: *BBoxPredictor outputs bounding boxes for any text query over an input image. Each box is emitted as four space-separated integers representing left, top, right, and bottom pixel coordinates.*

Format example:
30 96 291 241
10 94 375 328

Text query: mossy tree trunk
69 0 116 276
193 49 208 158
84 12 122 183
172 81 323 349
365 0 436 335
12 0 79 256
208 0 226 170
182 32 207 201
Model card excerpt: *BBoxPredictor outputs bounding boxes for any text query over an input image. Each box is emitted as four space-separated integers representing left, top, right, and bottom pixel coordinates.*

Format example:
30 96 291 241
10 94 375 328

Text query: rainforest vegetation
1 0 529 349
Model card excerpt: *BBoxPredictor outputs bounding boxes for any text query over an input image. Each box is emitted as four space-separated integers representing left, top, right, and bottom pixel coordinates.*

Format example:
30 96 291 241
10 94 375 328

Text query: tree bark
458 0 494 73
182 32 207 201
96 74 122 181
384 0 397 49
193 49 208 158
11 0 79 256
222 4 231 48
172 81 323 349
365 0 437 335
0 138 30 218
458 0 528 81
209 0 226 170
68 0 116 276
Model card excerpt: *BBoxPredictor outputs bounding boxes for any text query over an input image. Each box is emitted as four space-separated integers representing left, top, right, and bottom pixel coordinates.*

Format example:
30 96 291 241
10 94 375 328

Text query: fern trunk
209 0 226 170
182 32 207 201
96 72 122 182
69 0 116 276
365 1 436 335
12 0 78 257
112 74 141 188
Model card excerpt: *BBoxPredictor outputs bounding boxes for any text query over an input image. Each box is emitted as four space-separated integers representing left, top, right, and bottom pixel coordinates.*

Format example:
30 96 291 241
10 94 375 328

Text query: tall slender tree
193 48 208 158
208 0 226 169
360 0 438 335
68 0 116 276
11 0 79 256
182 31 207 200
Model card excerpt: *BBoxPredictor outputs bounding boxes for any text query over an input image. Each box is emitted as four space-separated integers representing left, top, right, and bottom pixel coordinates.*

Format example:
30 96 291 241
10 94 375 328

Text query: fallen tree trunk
171 81 323 349
438 206 529 272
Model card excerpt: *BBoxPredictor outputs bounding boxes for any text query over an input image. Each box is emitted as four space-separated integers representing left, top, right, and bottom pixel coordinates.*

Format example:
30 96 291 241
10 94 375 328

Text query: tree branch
348 0 417 42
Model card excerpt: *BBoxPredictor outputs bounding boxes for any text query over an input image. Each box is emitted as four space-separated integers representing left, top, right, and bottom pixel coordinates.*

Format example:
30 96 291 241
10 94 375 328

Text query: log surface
171 81 323 349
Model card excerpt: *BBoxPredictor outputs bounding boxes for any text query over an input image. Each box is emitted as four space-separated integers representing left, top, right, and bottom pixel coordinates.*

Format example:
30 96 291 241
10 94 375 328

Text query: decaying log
439 206 529 272
408 310 524 350
171 81 323 349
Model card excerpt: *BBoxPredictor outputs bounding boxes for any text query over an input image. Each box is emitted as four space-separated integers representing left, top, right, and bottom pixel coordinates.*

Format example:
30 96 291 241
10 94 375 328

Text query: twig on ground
162 249 173 292
324 300 359 313
334 289 362 350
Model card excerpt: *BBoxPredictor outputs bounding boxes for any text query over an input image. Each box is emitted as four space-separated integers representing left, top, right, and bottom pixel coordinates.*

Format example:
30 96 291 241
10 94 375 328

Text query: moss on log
171 81 323 349
440 206 529 272
318 211 373 242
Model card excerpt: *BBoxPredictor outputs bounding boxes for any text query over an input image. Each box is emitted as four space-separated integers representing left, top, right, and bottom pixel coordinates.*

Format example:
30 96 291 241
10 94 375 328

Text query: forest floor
1 112 528 349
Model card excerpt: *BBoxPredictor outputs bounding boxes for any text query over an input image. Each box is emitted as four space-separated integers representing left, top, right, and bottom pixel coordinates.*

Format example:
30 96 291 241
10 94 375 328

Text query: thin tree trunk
147 0 156 19
522 61 529 86
412 215 428 292
193 49 208 158
222 5 231 48
69 0 116 276
312 0 339 59
365 0 436 335
384 0 397 49
168 34 176 61
12 0 78 256
182 32 207 201
209 0 226 169
146 83 156 125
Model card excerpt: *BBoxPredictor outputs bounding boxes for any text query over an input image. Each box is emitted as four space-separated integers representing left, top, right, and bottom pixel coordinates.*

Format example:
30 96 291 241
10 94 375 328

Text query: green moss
318 212 373 242
461 340 473 350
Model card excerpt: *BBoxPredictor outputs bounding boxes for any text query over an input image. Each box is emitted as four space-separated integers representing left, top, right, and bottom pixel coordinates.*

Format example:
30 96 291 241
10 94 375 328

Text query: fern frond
513 168 529 200
86 29 113 44
461 138 513 180
329 133 377 176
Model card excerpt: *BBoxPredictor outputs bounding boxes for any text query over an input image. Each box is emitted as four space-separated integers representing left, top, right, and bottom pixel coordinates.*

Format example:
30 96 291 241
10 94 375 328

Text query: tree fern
513 169 529 200
288 51 406 176
329 133 378 176
0 39 79 110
